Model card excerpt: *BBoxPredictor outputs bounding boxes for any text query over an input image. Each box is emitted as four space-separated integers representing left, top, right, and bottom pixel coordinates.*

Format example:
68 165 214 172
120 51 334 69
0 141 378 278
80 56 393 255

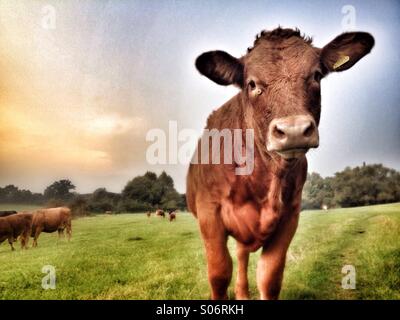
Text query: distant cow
0 212 33 250
168 210 177 222
0 211 17 217
105 211 113 215
187 27 374 299
31 207 72 247
155 209 165 218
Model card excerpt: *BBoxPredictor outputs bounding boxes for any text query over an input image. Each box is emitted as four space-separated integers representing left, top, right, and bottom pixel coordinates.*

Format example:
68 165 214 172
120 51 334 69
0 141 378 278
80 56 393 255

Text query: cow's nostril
303 123 315 137
273 126 286 139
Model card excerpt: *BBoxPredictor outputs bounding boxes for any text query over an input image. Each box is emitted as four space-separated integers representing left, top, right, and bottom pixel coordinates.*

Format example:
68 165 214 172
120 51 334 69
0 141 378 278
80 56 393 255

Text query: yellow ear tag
333 55 350 70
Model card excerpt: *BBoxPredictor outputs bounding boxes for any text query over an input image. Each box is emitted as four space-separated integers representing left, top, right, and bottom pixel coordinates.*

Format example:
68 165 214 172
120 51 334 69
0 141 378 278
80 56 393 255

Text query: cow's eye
248 80 263 96
313 71 323 83
248 80 256 90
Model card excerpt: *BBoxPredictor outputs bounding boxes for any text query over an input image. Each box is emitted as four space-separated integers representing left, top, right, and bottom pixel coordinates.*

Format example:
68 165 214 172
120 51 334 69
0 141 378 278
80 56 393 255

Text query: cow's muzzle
266 115 319 160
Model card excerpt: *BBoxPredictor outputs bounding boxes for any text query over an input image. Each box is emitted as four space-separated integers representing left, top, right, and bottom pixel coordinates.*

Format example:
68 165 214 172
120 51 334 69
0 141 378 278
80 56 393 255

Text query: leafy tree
302 173 334 209
333 164 400 207
1 185 19 202
44 179 76 201
88 188 120 213
122 175 155 204
303 164 400 209
0 185 44 204
120 171 185 212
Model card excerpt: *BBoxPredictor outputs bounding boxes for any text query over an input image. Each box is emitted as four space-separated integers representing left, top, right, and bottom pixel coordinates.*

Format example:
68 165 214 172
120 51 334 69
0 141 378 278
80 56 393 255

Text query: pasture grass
0 203 399 299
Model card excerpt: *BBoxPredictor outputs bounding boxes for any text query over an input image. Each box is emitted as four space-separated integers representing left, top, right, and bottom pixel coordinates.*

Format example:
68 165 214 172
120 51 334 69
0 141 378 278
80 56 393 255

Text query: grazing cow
0 211 17 217
186 27 374 299
31 207 72 247
155 209 165 218
0 213 33 250
168 210 177 222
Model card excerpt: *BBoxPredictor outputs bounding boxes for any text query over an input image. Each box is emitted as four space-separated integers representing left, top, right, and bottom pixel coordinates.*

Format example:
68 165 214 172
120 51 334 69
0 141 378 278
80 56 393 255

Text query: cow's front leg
257 212 299 300
235 241 250 299
198 205 232 300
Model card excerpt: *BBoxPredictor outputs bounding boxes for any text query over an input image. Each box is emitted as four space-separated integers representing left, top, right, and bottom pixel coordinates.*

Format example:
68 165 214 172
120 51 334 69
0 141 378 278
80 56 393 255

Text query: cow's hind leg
32 228 42 248
66 220 72 241
257 213 299 300
8 237 15 251
58 229 65 239
20 233 28 249
21 235 29 249
235 241 250 300
198 203 232 300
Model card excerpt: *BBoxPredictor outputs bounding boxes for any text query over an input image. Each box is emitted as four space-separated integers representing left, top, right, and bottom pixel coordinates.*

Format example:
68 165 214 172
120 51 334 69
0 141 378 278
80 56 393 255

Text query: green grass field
0 203 399 300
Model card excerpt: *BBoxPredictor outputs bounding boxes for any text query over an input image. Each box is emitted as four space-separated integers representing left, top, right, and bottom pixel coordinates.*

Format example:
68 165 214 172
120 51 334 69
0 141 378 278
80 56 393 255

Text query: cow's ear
321 32 374 72
195 50 244 87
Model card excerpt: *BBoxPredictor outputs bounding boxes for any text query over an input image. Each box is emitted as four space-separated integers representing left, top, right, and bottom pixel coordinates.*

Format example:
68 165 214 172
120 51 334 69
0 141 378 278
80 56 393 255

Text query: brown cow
31 207 72 247
168 210 177 222
0 213 33 250
187 27 374 299
155 209 165 218
0 211 17 217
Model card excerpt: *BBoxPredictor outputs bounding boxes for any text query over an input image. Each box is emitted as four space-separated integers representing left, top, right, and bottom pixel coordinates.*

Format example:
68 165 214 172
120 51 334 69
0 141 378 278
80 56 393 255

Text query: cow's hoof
235 292 250 300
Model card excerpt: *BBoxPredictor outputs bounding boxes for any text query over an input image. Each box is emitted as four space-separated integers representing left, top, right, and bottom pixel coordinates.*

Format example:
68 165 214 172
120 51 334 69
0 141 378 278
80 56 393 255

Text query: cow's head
195 28 374 161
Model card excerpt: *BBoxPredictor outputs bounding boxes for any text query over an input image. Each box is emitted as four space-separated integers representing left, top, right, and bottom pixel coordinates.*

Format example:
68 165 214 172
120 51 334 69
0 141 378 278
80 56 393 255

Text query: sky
0 0 399 194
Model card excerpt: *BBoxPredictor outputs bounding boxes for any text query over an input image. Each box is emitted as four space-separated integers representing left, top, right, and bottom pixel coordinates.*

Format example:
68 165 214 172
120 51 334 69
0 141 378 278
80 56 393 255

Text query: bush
45 198 66 208
117 199 153 213
88 201 115 213
69 196 89 217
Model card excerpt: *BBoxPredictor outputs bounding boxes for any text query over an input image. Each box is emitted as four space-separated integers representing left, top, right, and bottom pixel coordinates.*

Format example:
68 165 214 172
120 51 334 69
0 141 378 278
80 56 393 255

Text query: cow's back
8 213 33 234
0 213 32 241
33 207 71 233
0 211 17 217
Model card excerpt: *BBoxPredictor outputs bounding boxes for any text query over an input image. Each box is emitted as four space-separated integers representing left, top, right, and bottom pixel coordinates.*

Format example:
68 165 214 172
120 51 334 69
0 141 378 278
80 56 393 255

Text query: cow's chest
220 165 301 251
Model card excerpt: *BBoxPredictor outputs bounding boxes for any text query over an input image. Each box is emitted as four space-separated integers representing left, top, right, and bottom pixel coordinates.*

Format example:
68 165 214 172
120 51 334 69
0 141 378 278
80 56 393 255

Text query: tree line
0 171 186 215
302 164 400 209
1 164 399 214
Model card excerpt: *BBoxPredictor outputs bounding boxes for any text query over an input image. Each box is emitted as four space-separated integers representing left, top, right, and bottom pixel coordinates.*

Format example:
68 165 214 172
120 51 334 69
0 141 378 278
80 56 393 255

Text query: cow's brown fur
0 211 17 217
0 213 33 250
168 210 177 222
31 207 72 247
187 27 374 300
155 209 165 218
